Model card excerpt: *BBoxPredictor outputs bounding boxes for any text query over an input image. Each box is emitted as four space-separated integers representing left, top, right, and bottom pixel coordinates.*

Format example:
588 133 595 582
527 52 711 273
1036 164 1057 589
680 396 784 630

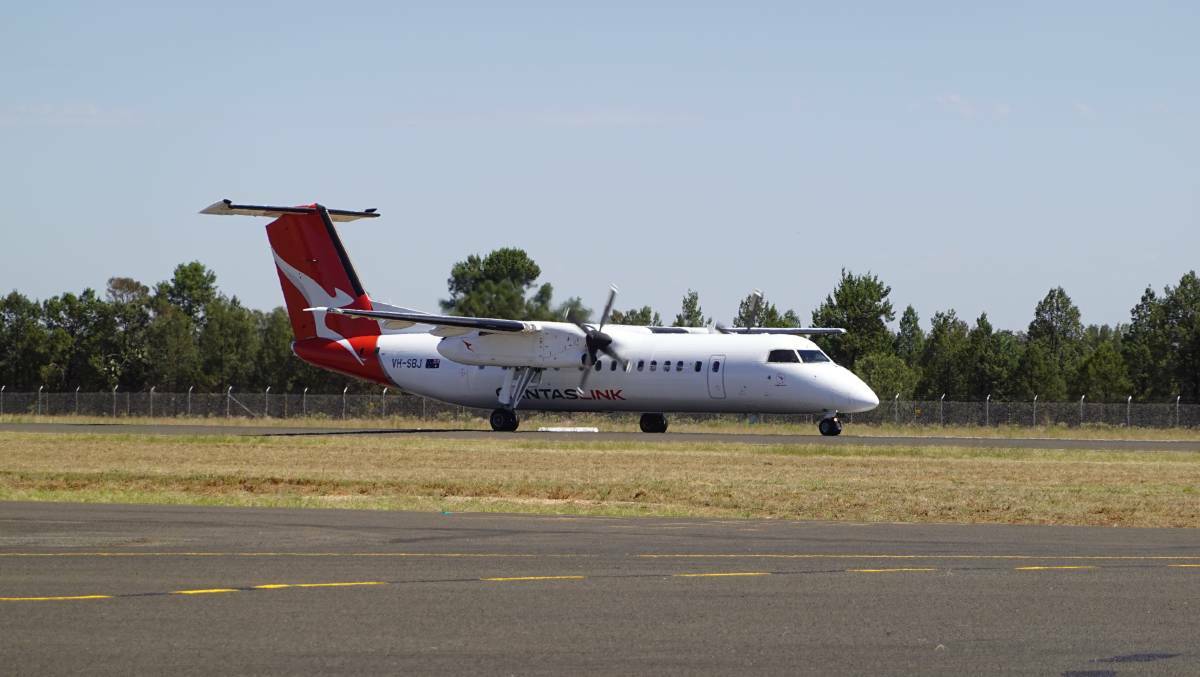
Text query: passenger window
694 360 702 372
637 360 645 372
712 360 721 372
767 349 801 363
797 350 831 363
611 360 617 371
650 360 657 372
594 360 602 372
664 360 671 372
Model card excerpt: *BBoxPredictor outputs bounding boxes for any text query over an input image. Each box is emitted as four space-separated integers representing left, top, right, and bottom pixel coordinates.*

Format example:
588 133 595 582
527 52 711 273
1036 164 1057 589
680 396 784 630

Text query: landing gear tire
818 416 842 437
639 413 668 434
490 408 519 432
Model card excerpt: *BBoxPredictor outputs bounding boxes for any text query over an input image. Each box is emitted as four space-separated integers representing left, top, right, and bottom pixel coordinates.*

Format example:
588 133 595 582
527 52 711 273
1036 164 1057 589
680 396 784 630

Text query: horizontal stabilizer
200 199 380 222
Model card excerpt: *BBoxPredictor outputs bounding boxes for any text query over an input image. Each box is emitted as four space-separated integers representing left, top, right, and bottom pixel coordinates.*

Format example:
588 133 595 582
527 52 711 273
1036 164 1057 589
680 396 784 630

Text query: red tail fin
265 205 380 341
201 200 389 384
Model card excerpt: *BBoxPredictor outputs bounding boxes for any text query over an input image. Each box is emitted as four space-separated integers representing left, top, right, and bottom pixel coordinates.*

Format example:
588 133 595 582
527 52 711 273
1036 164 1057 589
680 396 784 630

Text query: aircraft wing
715 324 846 336
308 307 531 335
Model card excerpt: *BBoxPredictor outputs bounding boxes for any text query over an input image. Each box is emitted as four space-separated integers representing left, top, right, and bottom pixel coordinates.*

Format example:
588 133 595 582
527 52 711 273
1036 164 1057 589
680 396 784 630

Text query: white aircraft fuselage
376 326 880 415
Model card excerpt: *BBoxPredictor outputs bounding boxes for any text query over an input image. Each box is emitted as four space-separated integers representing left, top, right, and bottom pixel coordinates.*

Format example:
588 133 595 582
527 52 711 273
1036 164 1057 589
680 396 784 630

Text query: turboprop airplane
200 200 879 435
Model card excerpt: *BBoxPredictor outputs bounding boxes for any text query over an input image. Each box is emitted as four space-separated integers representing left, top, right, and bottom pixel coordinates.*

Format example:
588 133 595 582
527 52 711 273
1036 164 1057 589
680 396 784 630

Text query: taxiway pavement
2 502 1198 675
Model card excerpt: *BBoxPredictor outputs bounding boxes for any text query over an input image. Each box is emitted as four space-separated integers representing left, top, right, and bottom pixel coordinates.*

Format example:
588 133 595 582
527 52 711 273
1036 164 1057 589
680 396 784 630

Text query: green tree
105 277 152 390
156 262 217 324
1162 271 1200 400
1028 287 1084 366
1074 339 1133 401
672 289 710 327
733 293 800 328
810 269 895 370
916 310 969 399
554 297 592 324
1008 340 1066 401
440 248 557 320
964 313 1015 400
197 296 261 389
894 305 925 368
40 289 120 390
144 307 201 390
0 291 50 390
1123 287 1172 399
854 351 918 400
611 306 662 326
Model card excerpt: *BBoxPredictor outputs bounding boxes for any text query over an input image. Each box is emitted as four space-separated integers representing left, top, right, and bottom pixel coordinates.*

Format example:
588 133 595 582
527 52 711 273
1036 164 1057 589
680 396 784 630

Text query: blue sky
3 2 1196 331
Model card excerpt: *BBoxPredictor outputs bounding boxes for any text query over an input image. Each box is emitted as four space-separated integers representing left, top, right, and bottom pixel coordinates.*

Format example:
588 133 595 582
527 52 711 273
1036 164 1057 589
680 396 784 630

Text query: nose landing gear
818 415 842 437
639 413 668 433
490 408 519 432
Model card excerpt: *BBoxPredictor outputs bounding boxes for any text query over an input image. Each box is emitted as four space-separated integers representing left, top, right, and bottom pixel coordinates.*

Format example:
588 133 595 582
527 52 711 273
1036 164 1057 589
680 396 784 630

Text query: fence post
1079 394 1086 426
264 386 271 418
112 386 118 417
985 394 991 427
187 386 193 417
75 386 80 415
342 386 349 419
226 386 232 418
1032 395 1038 426
303 387 308 417
1177 395 1181 427
422 397 427 420
149 386 155 418
37 385 43 416
939 394 945 426
381 387 388 418
1126 395 1132 427
1 385 5 416
893 393 899 425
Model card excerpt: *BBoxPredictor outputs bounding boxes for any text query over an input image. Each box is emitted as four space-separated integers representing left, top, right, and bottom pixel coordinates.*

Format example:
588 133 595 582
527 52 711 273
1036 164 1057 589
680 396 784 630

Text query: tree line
2 248 1197 401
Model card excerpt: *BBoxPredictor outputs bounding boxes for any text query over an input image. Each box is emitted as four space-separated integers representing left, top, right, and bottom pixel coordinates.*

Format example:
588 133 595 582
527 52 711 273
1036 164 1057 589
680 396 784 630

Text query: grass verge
1 431 1197 527
3 414 1198 441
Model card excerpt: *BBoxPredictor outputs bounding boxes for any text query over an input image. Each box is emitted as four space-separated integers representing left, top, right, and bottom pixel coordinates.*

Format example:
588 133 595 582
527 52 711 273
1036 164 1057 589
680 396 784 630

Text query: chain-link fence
1 390 1197 428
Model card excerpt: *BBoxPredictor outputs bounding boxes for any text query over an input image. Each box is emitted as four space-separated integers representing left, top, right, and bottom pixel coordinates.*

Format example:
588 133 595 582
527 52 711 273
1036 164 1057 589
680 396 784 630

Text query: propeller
575 285 627 393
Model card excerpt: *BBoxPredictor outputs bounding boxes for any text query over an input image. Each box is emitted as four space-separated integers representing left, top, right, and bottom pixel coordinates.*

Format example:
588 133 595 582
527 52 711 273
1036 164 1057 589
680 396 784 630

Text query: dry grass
1 431 1197 527
3 413 1199 441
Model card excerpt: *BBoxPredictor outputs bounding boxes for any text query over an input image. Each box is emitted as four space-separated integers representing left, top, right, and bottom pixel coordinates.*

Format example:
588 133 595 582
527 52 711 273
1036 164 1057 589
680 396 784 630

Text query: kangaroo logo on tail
271 249 365 364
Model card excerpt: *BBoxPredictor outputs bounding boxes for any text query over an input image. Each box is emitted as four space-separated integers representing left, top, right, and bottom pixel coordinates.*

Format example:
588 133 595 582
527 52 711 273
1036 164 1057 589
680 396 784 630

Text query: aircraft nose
840 371 880 413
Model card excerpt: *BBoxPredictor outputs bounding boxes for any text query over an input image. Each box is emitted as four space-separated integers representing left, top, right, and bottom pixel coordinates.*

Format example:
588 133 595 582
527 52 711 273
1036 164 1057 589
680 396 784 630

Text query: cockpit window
797 349 831 363
767 349 801 363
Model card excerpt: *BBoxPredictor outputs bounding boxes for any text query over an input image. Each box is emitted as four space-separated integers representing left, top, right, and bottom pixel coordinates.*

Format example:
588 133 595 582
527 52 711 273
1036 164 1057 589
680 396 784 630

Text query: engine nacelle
436 324 587 368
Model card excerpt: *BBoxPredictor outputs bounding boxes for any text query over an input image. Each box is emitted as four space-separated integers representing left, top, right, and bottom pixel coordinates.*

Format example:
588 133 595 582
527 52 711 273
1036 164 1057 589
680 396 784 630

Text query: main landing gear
490 408 519 432
639 413 668 434
818 415 843 437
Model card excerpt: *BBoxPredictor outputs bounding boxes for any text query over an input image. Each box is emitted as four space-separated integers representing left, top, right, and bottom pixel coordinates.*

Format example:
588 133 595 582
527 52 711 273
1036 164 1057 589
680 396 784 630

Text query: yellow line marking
0 595 112 602
1014 566 1097 571
171 588 239 595
848 568 936 573
639 554 1200 561
4 552 1200 561
1169 564 1200 568
293 582 386 588
252 584 291 589
481 576 585 582
0 552 550 558
674 572 771 578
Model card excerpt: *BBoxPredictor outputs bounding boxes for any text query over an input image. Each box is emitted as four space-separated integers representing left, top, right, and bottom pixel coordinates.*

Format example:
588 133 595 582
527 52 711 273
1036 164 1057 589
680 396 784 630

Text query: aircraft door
707 354 726 399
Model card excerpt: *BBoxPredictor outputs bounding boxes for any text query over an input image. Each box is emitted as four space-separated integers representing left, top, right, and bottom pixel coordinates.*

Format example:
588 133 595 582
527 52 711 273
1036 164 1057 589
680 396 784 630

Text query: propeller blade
597 285 618 331
746 289 763 334
599 344 627 368
577 362 593 393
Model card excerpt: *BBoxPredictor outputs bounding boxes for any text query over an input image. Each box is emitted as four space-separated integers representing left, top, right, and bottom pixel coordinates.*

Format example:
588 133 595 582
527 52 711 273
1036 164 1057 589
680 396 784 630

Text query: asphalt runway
3 421 1199 451
2 503 1199 675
